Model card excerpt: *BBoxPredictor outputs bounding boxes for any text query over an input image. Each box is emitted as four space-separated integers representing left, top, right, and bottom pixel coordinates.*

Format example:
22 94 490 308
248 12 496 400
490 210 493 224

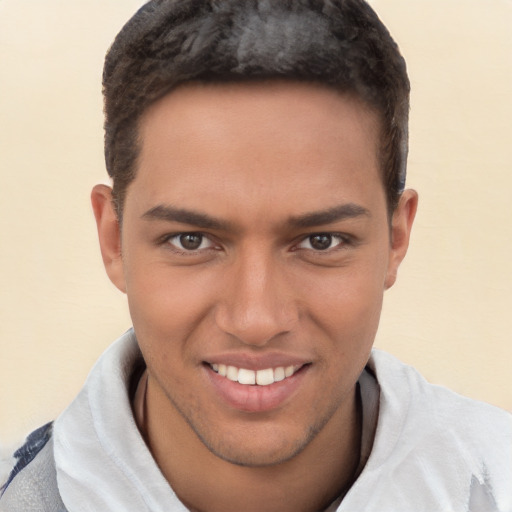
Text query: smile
209 363 303 386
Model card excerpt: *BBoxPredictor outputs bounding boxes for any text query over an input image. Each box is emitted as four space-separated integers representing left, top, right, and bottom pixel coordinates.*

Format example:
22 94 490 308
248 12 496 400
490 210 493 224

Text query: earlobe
91 184 126 293
385 189 418 289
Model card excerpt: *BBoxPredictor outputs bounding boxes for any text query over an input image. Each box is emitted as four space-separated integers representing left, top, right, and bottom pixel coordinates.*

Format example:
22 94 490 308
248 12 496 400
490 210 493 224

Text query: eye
167 233 214 251
296 233 347 251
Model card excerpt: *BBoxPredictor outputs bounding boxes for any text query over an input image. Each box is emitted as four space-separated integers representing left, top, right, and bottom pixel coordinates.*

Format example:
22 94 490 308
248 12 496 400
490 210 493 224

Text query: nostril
214 305 298 347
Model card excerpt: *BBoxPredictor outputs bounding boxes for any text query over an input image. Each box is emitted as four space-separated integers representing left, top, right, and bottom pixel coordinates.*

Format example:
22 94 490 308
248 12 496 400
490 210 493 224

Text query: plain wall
1 0 511 448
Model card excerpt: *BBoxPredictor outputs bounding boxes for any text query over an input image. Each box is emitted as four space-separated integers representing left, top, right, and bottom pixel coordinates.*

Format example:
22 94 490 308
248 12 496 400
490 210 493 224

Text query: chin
205 440 307 468
193 421 320 468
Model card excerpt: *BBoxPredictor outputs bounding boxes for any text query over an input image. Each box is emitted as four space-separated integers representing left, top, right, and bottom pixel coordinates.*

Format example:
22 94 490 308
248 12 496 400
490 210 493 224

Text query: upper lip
203 352 311 371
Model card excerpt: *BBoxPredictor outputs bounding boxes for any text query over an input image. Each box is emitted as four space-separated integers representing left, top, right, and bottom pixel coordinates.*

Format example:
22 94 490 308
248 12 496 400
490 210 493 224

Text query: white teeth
274 367 285 382
238 368 256 385
256 368 274 386
226 366 238 382
211 363 303 386
284 365 295 378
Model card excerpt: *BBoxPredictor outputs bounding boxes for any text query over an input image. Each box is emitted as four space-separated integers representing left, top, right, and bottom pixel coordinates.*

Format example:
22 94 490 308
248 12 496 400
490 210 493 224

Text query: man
1 1 510 511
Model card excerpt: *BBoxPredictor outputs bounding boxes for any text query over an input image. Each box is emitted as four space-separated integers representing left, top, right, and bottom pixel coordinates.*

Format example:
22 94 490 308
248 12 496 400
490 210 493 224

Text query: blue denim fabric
0 422 53 496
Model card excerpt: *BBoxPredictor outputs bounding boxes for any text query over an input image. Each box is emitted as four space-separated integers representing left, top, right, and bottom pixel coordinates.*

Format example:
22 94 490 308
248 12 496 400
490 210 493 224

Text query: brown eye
179 234 204 250
309 234 333 251
296 233 348 252
166 233 214 252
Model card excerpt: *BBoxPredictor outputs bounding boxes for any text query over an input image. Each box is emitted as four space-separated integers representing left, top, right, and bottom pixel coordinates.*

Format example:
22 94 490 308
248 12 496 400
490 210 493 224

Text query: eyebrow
142 202 370 231
142 205 232 231
288 203 370 228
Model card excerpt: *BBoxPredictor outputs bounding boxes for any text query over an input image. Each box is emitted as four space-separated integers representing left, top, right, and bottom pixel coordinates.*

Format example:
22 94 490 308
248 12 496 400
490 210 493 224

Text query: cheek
127 263 208 318
309 260 386 325
305 263 386 366
124 262 220 354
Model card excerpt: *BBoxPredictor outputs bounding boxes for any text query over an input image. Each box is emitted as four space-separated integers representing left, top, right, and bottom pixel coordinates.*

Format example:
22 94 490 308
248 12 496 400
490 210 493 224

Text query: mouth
208 363 304 386
203 360 310 412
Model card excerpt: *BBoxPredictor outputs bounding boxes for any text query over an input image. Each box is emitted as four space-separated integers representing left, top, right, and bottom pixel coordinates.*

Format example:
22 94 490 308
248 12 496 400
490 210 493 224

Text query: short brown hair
103 0 410 217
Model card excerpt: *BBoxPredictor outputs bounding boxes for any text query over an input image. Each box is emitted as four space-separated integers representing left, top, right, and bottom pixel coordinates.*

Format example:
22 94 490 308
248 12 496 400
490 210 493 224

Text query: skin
92 81 417 512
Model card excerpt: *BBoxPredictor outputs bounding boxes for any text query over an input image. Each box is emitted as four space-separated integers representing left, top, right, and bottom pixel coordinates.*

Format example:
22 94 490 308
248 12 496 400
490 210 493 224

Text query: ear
385 189 418 290
91 184 126 293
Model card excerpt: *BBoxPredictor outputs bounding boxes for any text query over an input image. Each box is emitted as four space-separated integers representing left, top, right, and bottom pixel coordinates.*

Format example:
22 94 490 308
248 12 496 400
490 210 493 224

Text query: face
93 81 416 467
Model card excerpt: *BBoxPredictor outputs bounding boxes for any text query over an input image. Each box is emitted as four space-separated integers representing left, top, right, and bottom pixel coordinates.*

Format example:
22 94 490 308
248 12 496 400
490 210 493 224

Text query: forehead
129 81 385 223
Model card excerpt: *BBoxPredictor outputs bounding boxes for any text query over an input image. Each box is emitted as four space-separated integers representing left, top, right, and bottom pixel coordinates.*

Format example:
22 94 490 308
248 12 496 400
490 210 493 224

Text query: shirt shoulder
0 423 67 512
369 348 512 437
346 350 512 511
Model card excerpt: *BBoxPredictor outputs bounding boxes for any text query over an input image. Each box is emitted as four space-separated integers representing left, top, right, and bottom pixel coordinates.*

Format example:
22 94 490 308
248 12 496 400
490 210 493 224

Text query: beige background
0 0 511 449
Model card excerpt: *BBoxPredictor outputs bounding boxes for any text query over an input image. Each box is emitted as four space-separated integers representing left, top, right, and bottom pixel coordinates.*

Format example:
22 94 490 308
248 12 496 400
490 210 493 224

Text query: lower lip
204 365 309 413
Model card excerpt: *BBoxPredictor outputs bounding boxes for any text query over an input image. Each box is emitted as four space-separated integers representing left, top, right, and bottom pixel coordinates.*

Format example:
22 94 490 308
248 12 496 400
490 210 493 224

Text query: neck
137 372 361 512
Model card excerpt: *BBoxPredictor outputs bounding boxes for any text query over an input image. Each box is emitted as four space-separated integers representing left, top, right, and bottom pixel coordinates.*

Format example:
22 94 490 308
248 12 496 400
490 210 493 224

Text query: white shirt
52 330 512 511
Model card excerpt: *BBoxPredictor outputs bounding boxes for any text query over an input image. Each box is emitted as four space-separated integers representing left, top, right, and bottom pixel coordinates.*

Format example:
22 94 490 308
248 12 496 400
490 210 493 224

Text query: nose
215 248 298 347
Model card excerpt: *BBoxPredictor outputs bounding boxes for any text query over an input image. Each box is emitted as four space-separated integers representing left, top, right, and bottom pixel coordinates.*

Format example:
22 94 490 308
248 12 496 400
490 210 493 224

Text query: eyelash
159 232 353 254
294 233 352 253
160 232 218 254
